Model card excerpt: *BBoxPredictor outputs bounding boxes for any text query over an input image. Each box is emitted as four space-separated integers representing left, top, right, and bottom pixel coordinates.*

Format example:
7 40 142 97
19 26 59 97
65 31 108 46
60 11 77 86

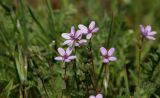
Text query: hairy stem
138 35 143 88
124 66 130 96
73 47 79 90
89 39 98 93
39 75 50 98
104 64 109 95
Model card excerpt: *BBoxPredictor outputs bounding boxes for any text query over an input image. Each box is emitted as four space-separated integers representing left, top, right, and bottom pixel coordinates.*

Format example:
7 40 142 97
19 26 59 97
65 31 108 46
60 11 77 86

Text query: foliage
0 0 160 98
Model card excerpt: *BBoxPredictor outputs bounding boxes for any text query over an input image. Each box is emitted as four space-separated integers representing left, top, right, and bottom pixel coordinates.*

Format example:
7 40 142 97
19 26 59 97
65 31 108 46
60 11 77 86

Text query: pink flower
62 26 87 47
140 25 157 40
89 94 103 98
100 47 117 63
78 21 99 39
54 47 76 62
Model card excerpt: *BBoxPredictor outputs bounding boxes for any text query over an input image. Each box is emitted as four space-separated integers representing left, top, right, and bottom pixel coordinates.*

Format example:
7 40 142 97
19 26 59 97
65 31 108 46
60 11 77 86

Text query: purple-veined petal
54 56 63 61
71 26 75 35
76 30 82 39
148 31 157 35
146 36 155 40
68 40 74 47
58 48 65 56
89 95 96 98
103 58 109 63
108 48 115 56
68 56 76 60
140 25 145 33
92 27 99 33
108 57 117 61
79 39 87 44
64 59 71 62
78 24 88 34
96 94 103 98
100 47 107 56
145 25 151 32
86 33 92 39
62 40 72 45
66 47 73 55
75 42 80 46
61 33 71 39
89 21 95 30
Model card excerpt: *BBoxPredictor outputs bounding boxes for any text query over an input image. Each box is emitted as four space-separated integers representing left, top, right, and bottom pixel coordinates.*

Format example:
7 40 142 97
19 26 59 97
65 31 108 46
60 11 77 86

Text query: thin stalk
27 6 46 34
82 65 89 97
22 85 27 98
138 35 143 88
61 62 67 98
88 39 98 93
19 0 28 49
97 63 105 84
73 47 79 90
104 64 109 95
106 12 114 48
124 67 130 96
39 75 50 98
45 0 55 37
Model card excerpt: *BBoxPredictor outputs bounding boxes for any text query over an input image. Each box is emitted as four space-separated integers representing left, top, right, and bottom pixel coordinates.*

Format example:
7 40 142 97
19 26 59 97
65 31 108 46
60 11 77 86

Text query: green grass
0 0 160 98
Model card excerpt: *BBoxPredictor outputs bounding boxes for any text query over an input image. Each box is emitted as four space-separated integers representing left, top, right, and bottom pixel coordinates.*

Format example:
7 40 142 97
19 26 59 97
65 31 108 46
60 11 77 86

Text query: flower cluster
55 21 99 62
54 20 157 97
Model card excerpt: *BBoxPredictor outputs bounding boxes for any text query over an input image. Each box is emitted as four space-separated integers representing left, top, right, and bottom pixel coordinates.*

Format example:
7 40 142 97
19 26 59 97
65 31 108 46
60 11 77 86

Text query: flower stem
37 75 50 98
89 39 98 93
138 35 143 88
104 64 109 95
124 66 130 97
61 62 67 98
73 47 79 90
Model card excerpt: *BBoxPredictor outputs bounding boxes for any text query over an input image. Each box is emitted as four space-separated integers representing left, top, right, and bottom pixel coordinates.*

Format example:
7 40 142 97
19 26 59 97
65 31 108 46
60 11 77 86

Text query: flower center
63 54 68 59
88 28 92 33
104 54 110 59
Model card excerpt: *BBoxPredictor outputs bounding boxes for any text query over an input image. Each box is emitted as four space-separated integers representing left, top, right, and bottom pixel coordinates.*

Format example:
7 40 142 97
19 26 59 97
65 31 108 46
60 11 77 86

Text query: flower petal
64 59 71 62
100 47 107 56
75 30 82 39
62 40 72 45
75 42 80 46
140 25 145 33
61 33 71 39
54 57 63 61
68 56 76 60
145 25 151 32
108 48 115 56
148 31 157 35
68 40 74 47
89 21 95 30
78 24 88 34
89 95 96 98
71 26 75 35
96 94 103 98
146 36 155 40
92 27 99 33
86 33 92 39
108 57 117 61
103 58 109 63
79 39 87 44
66 47 73 55
58 48 65 56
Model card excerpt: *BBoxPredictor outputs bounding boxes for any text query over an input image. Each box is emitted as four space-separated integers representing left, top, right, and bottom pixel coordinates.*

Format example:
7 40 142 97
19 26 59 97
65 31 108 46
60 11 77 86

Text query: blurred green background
0 0 160 98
